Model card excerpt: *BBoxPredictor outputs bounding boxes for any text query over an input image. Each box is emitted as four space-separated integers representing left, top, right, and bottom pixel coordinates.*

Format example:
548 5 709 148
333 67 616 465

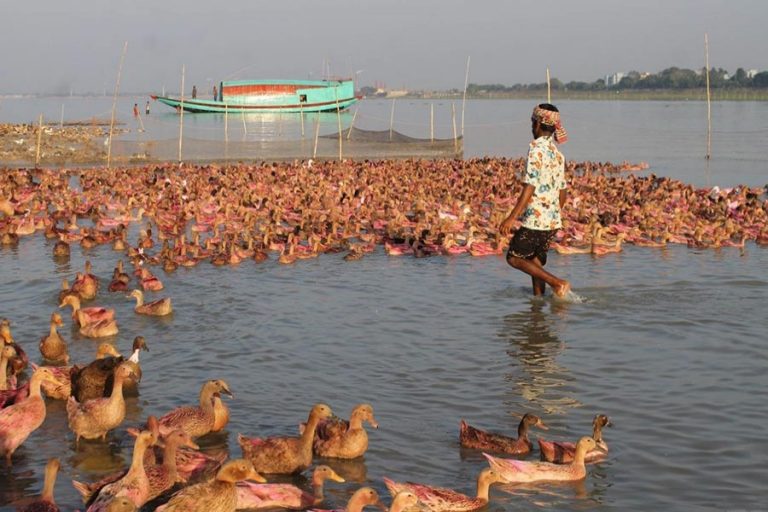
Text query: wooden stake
546 67 551 103
242 111 247 137
346 106 358 140
461 55 470 136
313 114 321 158
224 103 228 143
107 41 128 169
35 114 43 167
430 103 434 142
300 102 305 138
335 86 342 160
452 102 458 153
59 104 64 128
389 98 395 141
178 64 185 163
705 33 712 160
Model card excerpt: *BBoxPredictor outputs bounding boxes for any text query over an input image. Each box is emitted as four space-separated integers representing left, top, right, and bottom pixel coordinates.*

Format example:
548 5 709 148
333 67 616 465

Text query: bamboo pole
300 102 305 138
224 103 228 143
59 104 64 128
313 114 321 158
389 98 395 141
430 103 434 142
451 102 458 153
705 33 712 160
178 64 185 163
461 55 470 136
137 112 145 132
335 86 342 160
107 41 128 169
546 67 551 103
242 111 247 137
346 106 358 140
35 114 43 167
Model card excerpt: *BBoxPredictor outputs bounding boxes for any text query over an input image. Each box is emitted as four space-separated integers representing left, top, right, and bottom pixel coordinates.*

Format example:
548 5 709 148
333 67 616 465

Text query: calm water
0 99 767 511
2 96 767 188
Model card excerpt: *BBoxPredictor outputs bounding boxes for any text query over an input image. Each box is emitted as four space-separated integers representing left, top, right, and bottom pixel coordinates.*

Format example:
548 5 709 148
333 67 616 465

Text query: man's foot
553 280 571 298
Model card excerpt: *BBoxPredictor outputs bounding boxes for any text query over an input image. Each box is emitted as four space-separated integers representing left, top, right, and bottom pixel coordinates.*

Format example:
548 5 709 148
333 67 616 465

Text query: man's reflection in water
499 299 581 415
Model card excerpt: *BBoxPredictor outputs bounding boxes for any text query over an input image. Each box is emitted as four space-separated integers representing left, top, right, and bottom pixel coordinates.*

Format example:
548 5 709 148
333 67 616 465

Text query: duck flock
1 158 767 511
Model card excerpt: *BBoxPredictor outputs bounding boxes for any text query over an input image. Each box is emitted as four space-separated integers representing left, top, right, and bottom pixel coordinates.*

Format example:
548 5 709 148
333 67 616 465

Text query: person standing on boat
145 101 150 115
212 85 218 101
192 85 197 99
500 104 571 298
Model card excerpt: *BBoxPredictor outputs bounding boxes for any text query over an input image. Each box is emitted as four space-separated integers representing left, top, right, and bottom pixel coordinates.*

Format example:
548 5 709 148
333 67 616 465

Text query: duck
128 289 173 316
1 345 17 391
211 394 230 433
591 233 626 255
310 486 383 512
17 457 62 512
79 318 119 339
310 403 378 459
53 238 71 257
59 295 116 327
156 379 233 439
383 468 505 512
484 436 597 483
0 366 59 464
58 279 78 303
386 491 421 512
1 319 28 371
459 413 548 455
39 312 69 364
238 403 333 474
144 429 200 503
67 362 136 443
0 347 28 409
85 430 157 511
71 260 99 300
70 341 143 401
538 414 612 464
138 268 164 291
101 336 148 398
108 263 130 292
236 465 345 510
156 459 266 512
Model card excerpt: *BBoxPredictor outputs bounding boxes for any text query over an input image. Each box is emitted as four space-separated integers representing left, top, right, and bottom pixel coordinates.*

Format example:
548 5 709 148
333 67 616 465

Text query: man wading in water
500 103 571 298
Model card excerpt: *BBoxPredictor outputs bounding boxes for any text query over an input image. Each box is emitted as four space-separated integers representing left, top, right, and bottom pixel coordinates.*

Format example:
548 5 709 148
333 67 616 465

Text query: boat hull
152 79 358 113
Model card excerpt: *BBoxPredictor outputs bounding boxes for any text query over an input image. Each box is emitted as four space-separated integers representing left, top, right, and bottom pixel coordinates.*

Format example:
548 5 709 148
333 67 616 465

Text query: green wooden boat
152 79 358 113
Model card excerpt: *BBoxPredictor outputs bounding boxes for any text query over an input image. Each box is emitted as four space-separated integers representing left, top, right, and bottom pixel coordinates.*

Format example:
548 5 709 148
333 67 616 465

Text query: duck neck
109 373 126 401
572 443 589 467
162 439 181 482
592 423 604 443
517 420 529 441
311 474 328 504
49 321 59 337
127 440 150 478
134 294 144 307
349 413 364 431
128 348 141 364
346 494 370 512
475 476 492 503
29 372 45 398
199 388 216 418
300 413 322 453
0 357 8 390
41 464 58 503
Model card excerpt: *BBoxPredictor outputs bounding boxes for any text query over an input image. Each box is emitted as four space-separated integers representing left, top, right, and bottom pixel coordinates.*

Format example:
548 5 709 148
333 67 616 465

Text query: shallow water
1 234 767 511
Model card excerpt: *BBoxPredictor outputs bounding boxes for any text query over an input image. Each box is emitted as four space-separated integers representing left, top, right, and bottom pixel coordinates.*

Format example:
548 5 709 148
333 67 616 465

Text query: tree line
468 67 768 94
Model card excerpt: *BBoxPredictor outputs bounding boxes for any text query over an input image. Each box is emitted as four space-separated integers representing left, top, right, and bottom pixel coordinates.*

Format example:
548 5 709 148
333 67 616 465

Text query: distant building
604 72 625 87
747 69 758 79
384 89 409 98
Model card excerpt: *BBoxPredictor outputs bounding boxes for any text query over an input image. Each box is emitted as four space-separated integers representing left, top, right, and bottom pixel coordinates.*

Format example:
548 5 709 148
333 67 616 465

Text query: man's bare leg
508 255 570 297
531 257 547 296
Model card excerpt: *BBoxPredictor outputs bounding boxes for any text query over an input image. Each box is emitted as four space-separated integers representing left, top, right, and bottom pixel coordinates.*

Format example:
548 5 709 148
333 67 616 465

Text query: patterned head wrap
532 106 568 144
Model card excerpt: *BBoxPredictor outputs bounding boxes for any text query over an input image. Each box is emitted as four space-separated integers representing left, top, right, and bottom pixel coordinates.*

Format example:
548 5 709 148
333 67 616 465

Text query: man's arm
500 184 534 235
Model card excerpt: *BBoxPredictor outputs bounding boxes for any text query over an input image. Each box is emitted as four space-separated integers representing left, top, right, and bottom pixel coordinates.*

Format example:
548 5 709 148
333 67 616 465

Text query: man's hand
499 217 517 236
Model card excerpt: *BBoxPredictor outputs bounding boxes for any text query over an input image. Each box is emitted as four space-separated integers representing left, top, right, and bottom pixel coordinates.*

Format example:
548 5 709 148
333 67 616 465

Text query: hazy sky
2 0 766 94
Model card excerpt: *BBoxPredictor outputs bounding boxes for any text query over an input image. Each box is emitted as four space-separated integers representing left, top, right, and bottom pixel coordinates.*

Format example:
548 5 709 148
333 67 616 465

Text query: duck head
50 312 64 327
479 467 508 485
132 336 149 353
96 343 121 359
593 414 612 442
352 403 379 429
314 465 345 484
166 429 200 450
207 379 234 399
216 459 266 484
58 294 80 310
310 403 333 421
520 413 548 433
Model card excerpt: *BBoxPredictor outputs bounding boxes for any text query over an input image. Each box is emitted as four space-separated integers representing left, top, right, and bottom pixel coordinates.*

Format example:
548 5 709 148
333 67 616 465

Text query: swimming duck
70 342 136 401
0 366 59 464
538 414 612 464
78 318 119 339
236 464 345 510
459 413 548 455
18 457 61 512
59 295 116 327
484 436 597 483
138 268 164 291
85 430 157 511
67 362 136 443
239 403 333 474
1 319 28 371
310 403 378 459
128 289 173 316
102 336 148 397
53 238 71 258
58 279 78 303
309 486 383 512
71 260 99 300
156 379 233 439
39 312 69 364
156 459 266 512
143 429 200 503
383 468 505 512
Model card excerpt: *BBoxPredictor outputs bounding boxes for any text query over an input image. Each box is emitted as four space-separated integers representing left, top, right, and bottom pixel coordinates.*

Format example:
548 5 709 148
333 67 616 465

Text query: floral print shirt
520 135 566 230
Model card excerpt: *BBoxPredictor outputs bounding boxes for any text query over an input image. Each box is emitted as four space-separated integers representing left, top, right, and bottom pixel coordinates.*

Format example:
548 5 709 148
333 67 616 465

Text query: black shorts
507 227 557 265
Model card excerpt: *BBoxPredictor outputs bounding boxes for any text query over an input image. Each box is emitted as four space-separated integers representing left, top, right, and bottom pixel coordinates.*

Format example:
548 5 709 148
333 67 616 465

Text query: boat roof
221 79 350 87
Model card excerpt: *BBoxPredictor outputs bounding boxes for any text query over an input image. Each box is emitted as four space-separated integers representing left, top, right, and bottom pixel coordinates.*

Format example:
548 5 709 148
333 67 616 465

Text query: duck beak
330 471 345 483
185 438 200 450
248 470 267 483
222 387 234 399
536 419 549 431
369 416 379 429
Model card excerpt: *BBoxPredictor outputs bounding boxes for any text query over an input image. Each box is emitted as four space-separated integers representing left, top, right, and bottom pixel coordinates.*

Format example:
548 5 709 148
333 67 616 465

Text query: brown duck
156 379 233 439
238 403 333 474
70 337 147 402
310 403 378 459
459 413 548 455
156 459 266 512
39 312 69 364
538 414 612 464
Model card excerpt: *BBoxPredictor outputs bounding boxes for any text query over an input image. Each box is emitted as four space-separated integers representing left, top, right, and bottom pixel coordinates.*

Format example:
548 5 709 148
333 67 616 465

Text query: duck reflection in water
499 299 581 415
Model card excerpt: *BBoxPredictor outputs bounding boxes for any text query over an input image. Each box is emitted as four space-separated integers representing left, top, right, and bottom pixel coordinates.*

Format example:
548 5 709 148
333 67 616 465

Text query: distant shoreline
397 88 768 101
